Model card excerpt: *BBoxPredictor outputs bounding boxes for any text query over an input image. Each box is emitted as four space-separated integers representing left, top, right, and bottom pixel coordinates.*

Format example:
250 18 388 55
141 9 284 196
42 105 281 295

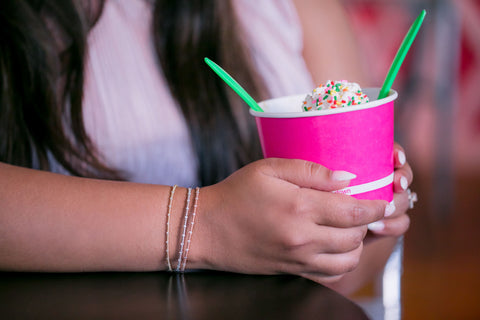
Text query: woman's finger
393 162 413 193
297 243 364 276
394 142 407 168
392 191 409 216
285 224 368 255
367 213 411 237
296 188 390 228
261 158 355 192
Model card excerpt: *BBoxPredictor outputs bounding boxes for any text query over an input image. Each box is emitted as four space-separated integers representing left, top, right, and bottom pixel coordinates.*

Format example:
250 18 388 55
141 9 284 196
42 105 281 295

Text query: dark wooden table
0 271 369 319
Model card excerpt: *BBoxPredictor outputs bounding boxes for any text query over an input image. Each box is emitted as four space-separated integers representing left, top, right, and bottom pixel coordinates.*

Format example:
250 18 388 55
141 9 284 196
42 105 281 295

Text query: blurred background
342 0 480 318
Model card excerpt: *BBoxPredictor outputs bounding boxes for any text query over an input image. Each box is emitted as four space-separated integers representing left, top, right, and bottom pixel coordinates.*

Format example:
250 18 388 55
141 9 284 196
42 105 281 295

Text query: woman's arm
0 162 184 271
0 159 390 281
293 0 370 86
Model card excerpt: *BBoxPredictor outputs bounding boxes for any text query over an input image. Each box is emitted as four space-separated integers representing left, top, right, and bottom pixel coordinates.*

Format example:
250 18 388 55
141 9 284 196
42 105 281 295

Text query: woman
0 0 413 296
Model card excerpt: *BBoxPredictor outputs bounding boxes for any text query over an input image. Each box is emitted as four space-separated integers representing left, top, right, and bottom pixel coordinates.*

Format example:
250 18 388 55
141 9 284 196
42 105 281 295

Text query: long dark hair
0 0 265 185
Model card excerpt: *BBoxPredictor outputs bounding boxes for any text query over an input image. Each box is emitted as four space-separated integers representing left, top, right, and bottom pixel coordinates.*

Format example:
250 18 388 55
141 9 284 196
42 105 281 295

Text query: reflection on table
0 271 369 319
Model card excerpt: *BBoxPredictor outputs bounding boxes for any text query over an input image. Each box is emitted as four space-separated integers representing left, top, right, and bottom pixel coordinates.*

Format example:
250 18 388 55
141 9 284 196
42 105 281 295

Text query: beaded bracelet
180 187 200 272
175 188 192 272
165 185 177 272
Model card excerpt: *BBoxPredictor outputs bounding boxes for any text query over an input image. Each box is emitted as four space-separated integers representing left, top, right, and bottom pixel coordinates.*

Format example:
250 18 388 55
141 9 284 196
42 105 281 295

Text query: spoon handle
204 58 264 112
378 10 426 100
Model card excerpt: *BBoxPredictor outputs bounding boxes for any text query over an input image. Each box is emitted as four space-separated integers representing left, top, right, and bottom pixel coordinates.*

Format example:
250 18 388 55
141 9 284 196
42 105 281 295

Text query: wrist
183 185 218 270
163 185 215 271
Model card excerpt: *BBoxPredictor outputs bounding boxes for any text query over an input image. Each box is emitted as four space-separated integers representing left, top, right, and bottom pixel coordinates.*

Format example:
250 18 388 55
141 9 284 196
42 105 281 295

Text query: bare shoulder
291 0 368 85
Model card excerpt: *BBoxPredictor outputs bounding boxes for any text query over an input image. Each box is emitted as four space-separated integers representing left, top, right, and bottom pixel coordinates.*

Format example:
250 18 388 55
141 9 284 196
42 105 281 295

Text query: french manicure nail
385 202 396 217
331 171 357 181
397 150 406 166
400 176 408 191
368 221 385 232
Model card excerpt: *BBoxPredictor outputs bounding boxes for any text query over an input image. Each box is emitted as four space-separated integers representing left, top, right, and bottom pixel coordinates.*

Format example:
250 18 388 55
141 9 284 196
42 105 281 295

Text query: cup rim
250 88 398 118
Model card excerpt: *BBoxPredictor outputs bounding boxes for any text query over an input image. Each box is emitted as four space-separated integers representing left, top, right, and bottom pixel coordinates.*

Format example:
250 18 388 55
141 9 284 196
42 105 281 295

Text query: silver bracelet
165 185 177 272
176 188 192 272
180 187 200 272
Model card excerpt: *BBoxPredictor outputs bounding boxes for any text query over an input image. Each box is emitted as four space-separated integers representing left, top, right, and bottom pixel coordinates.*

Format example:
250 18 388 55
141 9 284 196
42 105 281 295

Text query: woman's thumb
261 158 356 191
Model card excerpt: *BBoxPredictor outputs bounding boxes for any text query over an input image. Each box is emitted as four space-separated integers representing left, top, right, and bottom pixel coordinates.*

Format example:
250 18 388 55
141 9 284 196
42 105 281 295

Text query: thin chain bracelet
175 187 192 272
165 185 177 272
180 187 200 272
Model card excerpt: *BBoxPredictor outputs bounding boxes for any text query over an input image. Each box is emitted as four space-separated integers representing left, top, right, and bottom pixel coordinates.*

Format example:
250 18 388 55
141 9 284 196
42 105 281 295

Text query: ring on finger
407 188 418 209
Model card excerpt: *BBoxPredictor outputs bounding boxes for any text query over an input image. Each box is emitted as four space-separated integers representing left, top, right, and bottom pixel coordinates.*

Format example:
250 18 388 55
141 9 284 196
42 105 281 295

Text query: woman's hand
367 143 414 237
300 145 415 292
190 158 392 284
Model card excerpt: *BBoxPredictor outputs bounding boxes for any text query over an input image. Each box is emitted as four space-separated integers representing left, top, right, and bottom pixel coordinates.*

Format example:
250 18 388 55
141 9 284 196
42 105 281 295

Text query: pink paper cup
250 88 398 201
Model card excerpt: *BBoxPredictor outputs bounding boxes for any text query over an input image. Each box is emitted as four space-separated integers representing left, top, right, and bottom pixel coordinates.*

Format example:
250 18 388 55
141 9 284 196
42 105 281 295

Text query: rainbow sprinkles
302 80 370 112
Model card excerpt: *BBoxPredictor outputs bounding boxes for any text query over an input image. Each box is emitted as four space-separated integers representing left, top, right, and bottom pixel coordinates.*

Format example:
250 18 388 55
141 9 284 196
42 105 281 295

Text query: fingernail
400 176 408 191
385 201 396 217
331 171 357 181
397 150 406 166
368 221 385 232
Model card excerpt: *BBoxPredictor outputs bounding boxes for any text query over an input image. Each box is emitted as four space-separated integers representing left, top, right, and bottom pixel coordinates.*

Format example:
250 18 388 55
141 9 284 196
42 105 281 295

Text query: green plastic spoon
378 9 427 100
204 57 264 112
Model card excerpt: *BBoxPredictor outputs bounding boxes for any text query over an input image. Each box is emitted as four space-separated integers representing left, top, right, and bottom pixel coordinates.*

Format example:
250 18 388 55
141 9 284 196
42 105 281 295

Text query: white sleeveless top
75 0 314 187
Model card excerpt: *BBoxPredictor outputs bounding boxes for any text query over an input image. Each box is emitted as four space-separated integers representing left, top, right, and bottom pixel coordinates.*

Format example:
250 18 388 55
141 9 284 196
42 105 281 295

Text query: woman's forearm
293 0 369 85
0 162 190 272
0 159 397 289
